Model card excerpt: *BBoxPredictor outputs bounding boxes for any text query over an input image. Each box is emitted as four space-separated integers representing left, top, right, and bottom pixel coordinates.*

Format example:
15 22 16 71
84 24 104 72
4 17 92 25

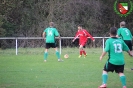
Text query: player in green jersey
98 27 133 88
117 21 133 70
42 22 63 62
117 21 133 51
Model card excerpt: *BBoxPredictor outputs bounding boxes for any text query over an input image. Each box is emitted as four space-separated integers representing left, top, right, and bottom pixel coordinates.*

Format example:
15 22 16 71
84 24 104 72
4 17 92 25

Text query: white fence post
102 38 105 51
59 38 61 55
16 38 18 55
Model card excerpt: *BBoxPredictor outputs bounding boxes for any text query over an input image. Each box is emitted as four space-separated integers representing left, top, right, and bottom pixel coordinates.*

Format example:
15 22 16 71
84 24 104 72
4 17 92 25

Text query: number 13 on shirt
114 44 122 53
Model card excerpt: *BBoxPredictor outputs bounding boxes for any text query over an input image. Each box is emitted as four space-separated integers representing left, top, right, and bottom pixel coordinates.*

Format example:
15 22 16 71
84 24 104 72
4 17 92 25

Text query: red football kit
73 29 94 46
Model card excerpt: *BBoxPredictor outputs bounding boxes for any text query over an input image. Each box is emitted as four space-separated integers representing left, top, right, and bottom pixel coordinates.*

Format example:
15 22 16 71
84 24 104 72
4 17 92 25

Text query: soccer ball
64 54 69 59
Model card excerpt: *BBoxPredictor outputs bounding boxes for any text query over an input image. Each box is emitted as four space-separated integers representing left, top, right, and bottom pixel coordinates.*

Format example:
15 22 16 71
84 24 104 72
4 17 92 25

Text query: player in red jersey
72 25 95 58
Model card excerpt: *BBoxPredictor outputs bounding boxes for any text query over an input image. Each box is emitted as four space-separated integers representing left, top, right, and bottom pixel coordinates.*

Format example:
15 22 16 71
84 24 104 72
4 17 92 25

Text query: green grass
0 48 133 88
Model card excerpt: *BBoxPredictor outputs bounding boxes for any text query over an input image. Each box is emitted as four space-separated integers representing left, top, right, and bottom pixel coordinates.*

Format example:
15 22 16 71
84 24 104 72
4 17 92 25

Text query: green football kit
117 27 132 40
102 37 129 86
117 27 133 51
104 37 129 65
43 27 60 60
44 27 59 43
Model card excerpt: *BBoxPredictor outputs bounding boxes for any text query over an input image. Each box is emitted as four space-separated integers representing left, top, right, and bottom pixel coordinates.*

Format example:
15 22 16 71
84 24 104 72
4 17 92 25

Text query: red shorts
79 41 87 47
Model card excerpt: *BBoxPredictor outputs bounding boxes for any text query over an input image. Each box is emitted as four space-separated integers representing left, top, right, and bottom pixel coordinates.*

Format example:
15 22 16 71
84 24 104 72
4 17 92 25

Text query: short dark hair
78 24 83 27
110 27 117 36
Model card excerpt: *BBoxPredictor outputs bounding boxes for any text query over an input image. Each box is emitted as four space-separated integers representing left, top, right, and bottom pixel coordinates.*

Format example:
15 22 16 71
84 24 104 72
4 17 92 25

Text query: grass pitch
0 48 133 88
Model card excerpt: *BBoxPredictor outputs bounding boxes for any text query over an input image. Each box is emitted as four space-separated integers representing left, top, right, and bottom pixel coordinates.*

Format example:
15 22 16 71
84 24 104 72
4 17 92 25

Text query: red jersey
73 29 94 46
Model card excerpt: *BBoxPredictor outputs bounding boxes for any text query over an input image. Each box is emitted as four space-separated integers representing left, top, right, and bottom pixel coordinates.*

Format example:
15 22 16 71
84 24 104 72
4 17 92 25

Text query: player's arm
116 35 119 37
116 28 121 37
42 32 46 42
100 51 107 60
43 28 47 40
100 40 109 60
127 50 133 56
42 32 46 39
129 31 133 40
72 32 79 42
57 35 61 40
85 30 95 41
55 29 61 40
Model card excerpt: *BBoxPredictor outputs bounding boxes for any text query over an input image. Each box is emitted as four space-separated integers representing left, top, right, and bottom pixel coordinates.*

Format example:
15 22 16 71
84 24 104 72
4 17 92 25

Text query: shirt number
114 44 122 53
48 30 53 36
125 30 129 35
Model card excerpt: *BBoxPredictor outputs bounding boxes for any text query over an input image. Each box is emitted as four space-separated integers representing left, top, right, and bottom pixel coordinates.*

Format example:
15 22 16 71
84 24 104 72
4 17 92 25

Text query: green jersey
104 37 129 65
117 27 133 40
44 27 59 43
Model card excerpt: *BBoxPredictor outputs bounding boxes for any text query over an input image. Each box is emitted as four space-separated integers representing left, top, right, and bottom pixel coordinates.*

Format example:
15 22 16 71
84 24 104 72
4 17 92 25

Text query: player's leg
119 73 126 88
102 70 108 85
98 70 108 88
44 49 48 62
124 40 132 51
116 65 126 88
54 47 63 62
52 43 63 62
82 46 87 58
99 62 114 88
81 42 87 58
124 40 133 70
54 47 60 59
127 41 133 70
44 43 49 62
79 44 83 58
